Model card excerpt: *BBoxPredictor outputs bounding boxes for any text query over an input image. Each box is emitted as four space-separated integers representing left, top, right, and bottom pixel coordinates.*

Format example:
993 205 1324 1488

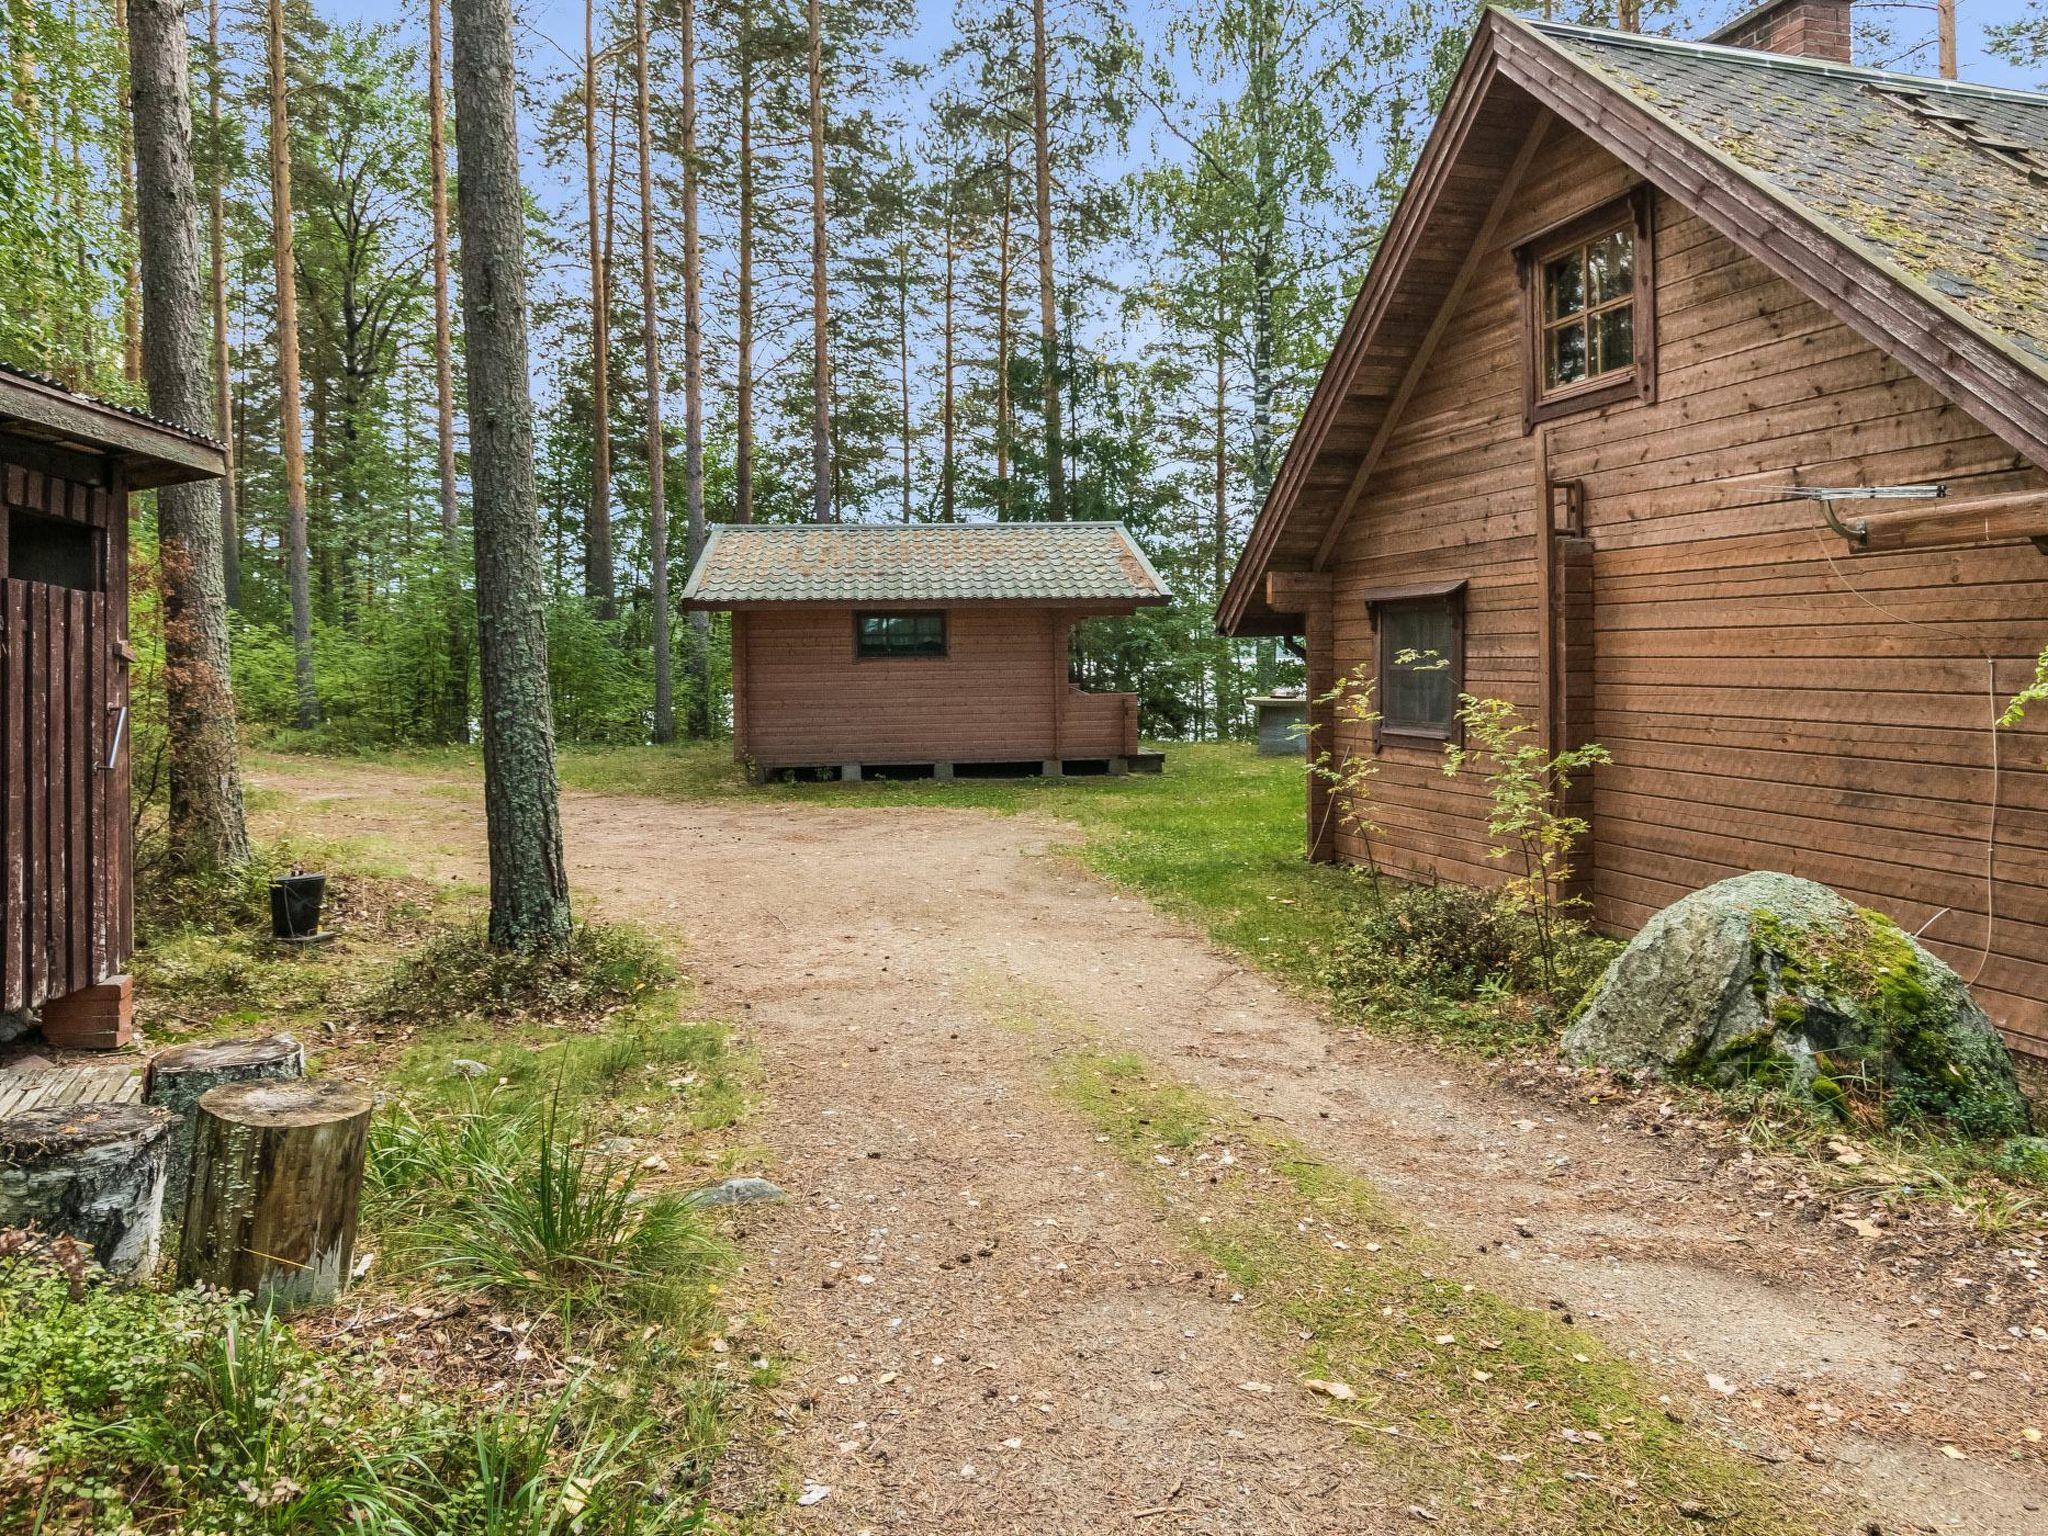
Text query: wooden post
178 1078 372 1309
1267 571 1336 864
144 1033 304 1215
0 1102 173 1276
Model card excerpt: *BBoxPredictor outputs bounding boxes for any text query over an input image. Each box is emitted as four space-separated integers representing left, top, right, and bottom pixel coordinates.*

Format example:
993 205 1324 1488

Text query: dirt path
251 760 2048 1535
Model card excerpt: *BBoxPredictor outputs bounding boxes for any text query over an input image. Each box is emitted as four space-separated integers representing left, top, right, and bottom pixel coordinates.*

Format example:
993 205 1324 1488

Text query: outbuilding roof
0 362 226 488
679 522 1172 608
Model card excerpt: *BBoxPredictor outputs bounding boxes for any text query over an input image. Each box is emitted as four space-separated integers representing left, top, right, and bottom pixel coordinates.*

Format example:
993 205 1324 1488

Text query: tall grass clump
368 1096 729 1323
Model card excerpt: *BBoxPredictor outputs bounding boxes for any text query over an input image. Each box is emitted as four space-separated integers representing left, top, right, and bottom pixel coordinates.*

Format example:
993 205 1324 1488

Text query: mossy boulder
1563 872 2032 1138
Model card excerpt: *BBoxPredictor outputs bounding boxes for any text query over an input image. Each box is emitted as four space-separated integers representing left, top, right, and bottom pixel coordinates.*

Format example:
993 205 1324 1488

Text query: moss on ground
1049 1047 1822 1534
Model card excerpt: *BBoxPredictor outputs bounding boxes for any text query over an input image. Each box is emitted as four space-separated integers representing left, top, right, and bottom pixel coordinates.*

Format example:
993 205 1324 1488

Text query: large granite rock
1564 872 2031 1138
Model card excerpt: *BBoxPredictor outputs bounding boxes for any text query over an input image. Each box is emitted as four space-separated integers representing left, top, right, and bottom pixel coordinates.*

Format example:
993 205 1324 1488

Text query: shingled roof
0 362 226 488
1218 10 2048 635
679 522 1171 608
1546 23 2048 371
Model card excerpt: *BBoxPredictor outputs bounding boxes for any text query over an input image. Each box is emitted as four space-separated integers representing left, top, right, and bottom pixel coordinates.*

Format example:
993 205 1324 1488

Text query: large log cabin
0 365 225 1048
1219 1 2048 1056
683 522 1170 780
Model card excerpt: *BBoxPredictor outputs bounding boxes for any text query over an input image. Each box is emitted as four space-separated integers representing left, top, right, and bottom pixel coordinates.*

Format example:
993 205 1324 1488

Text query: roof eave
0 371 227 488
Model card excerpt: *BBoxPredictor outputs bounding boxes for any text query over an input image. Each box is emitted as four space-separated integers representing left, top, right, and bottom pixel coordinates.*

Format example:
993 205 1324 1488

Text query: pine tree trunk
941 200 955 523
0 1104 172 1278
265 0 317 728
735 33 754 525
635 0 673 744
898 242 910 523
995 137 1013 512
206 0 237 609
130 0 252 875
680 0 711 737
1031 0 1063 519
583 0 614 618
116 0 142 387
449 0 573 953
805 0 832 523
428 0 469 743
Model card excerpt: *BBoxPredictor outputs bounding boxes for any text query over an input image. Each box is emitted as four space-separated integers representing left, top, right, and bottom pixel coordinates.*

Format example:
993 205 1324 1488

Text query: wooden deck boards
0 1061 142 1120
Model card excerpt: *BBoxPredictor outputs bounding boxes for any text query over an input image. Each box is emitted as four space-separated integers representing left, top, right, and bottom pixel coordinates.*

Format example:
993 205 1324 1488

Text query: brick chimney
1703 0 1853 64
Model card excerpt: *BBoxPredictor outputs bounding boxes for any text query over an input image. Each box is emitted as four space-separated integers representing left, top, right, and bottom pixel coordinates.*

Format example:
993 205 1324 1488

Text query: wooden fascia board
1493 18 2048 471
0 375 225 485
1215 22 1512 636
1310 112 1554 572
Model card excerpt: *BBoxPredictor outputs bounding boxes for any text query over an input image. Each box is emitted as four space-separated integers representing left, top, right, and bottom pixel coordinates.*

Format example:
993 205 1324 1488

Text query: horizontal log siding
1325 130 2048 1054
736 605 1131 767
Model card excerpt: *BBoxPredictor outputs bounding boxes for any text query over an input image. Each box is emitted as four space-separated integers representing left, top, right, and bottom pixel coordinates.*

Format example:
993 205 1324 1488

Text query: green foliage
369 919 671 1023
0 1244 709 1533
367 1096 731 1323
1442 695 1611 993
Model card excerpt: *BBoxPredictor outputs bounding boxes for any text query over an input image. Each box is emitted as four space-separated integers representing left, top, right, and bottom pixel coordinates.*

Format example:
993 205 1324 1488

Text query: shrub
369 920 671 1024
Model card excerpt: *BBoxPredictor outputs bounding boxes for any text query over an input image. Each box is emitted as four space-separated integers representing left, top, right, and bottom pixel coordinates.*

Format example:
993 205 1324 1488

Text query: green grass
1049 1047 1820 1534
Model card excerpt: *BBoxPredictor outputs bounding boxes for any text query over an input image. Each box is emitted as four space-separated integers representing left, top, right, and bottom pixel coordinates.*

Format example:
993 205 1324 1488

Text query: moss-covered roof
1542 23 2048 372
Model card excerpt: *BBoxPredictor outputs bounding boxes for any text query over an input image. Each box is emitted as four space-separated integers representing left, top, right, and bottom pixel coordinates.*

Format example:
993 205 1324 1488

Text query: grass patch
369 919 672 1024
1051 1049 1818 1533
368 1097 733 1324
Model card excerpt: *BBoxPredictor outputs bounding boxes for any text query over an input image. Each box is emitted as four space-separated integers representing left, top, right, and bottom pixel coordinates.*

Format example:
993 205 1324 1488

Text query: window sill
1526 372 1640 430
1377 726 1454 749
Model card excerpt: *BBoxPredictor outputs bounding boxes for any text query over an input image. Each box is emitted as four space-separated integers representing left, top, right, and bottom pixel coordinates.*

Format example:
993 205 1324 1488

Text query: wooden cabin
681 522 1171 780
1219 1 2048 1056
0 365 225 1046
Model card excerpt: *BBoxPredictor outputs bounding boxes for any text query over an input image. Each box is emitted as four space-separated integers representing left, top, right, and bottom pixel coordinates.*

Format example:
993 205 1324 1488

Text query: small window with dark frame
1541 224 1634 393
856 611 946 658
4 507 99 592
1519 187 1656 430
1373 591 1463 739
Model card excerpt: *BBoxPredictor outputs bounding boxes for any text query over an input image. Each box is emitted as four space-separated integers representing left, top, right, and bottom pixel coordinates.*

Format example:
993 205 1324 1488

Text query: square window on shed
856 611 946 658
4 507 99 592
1367 582 1465 742
1519 187 1656 430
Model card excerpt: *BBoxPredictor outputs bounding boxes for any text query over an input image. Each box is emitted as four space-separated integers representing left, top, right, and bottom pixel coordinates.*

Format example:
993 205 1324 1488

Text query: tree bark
116 0 142 387
736 26 754 525
428 0 469 743
265 0 317 728
680 0 711 736
449 0 574 952
177 1079 371 1310
897 237 910 523
0 1104 173 1277
941 197 955 523
143 1033 304 1217
1031 0 1063 519
805 0 832 522
583 0 615 617
635 0 673 743
1939 0 1957 79
206 0 238 608
995 136 1014 512
130 0 252 875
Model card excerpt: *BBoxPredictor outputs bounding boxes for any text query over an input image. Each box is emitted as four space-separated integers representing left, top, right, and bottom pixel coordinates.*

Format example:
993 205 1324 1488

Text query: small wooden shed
0 365 225 1039
681 522 1171 780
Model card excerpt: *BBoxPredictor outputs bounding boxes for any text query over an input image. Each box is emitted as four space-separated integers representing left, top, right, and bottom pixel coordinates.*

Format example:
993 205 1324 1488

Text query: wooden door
0 462 124 1014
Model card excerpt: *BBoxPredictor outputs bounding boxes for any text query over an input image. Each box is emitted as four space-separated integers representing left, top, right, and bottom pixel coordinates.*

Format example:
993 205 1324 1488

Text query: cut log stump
0 1102 174 1276
178 1078 373 1309
144 1035 304 1215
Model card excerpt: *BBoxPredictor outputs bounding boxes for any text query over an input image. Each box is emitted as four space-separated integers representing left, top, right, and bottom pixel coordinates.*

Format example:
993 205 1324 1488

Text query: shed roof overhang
0 367 227 490
1218 11 2048 636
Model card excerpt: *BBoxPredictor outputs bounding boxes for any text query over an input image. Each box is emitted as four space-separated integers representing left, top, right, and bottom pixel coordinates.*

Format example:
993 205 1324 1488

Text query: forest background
0 0 2025 761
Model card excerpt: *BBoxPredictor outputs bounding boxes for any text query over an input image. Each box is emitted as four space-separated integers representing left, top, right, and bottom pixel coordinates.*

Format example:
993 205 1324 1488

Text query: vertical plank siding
1325 129 2048 1055
0 460 129 1017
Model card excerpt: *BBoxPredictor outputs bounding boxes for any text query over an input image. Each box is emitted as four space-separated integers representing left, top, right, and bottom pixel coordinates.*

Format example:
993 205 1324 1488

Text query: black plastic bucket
269 873 327 940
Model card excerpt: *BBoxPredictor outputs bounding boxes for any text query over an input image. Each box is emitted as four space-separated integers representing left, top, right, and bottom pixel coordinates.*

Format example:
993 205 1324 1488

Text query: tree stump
144 1034 304 1214
0 1103 174 1276
178 1078 373 1309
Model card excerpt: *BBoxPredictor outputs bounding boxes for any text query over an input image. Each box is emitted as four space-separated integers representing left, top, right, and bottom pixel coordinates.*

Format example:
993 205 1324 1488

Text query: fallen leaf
1304 1379 1356 1401
1706 1375 1739 1397
796 1483 831 1507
